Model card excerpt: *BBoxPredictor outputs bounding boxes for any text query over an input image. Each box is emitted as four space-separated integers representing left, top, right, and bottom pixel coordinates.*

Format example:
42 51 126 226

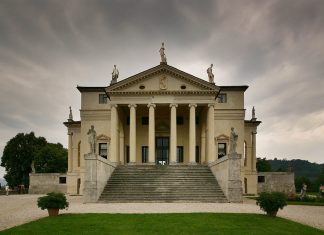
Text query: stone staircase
98 165 227 203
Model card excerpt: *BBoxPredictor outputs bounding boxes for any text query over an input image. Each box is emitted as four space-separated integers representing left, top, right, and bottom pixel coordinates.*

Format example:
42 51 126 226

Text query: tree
34 143 67 173
1 132 47 187
256 158 272 172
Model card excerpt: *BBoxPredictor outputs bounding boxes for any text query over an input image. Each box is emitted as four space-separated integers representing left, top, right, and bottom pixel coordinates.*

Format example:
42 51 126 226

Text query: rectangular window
99 94 108 104
218 143 227 158
142 146 148 163
176 116 184 125
258 176 265 183
99 143 108 159
217 93 227 103
142 117 149 125
59 177 66 184
177 146 184 163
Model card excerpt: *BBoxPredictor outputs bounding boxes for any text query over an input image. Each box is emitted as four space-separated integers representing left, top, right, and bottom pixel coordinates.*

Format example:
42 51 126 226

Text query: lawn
1 213 323 235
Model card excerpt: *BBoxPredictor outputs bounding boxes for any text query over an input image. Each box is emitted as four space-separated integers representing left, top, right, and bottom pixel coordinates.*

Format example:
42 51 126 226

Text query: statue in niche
160 75 167 90
229 127 238 154
111 65 119 85
159 42 167 63
87 125 97 154
207 64 214 83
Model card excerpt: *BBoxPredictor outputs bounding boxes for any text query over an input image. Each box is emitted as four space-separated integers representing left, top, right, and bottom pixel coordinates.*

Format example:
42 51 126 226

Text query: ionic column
252 131 257 171
207 103 215 163
201 122 206 164
170 103 178 164
148 103 156 164
110 104 118 163
68 131 73 172
129 104 137 164
189 104 197 164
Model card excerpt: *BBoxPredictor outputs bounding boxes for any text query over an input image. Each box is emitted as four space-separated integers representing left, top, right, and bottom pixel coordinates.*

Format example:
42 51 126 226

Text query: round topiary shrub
256 192 287 217
37 192 69 216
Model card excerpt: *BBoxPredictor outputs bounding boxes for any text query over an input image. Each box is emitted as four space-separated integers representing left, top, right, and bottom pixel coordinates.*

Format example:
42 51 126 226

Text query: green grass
287 201 324 206
1 213 323 235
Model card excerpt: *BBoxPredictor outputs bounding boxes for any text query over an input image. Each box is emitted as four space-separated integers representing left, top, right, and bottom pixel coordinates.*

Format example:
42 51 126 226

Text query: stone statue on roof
68 106 73 121
207 64 214 83
159 42 167 63
111 65 119 85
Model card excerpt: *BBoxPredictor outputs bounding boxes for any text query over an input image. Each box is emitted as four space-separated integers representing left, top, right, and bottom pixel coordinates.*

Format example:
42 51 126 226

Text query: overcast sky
1 0 324 178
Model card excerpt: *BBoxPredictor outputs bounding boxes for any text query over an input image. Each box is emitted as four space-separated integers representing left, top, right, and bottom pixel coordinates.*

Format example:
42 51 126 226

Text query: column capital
68 131 73 136
147 103 156 108
208 103 215 108
128 104 137 109
111 104 118 108
252 131 257 135
169 103 178 108
188 103 197 108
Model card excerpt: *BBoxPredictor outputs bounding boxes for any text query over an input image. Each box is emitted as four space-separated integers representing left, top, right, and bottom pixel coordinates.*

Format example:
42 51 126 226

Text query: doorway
156 137 169 165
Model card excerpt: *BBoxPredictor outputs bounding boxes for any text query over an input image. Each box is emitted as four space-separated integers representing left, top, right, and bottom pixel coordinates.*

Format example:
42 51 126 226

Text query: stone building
64 50 261 202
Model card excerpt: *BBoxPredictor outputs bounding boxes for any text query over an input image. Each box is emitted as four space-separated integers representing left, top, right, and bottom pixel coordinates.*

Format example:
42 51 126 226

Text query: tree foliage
1 132 47 187
256 158 272 172
1 132 67 187
34 143 67 173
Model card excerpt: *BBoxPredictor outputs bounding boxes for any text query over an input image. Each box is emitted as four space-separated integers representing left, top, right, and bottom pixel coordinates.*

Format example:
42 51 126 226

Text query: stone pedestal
84 153 98 203
227 153 243 203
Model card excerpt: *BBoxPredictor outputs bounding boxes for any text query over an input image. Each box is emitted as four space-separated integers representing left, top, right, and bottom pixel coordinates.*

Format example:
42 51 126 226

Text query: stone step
98 165 227 203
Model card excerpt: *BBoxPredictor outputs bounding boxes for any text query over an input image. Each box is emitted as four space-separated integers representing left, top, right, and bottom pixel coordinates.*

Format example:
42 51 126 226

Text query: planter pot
266 211 278 217
47 208 59 217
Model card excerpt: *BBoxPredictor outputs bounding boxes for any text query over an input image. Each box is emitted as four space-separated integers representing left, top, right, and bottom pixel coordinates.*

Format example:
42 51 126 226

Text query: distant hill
268 159 324 181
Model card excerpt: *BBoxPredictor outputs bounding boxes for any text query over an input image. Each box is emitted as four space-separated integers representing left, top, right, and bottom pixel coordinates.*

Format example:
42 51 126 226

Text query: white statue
160 76 167 90
159 42 167 63
31 160 36 173
229 127 238 154
68 106 73 121
207 64 214 83
87 125 97 154
111 65 119 85
252 106 256 119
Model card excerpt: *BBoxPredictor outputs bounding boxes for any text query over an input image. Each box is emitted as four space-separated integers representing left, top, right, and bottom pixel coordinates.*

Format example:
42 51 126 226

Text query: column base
169 161 178 165
188 162 198 165
127 162 136 165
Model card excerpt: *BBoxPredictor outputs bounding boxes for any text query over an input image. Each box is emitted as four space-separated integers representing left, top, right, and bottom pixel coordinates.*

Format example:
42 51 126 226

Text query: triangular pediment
106 64 219 96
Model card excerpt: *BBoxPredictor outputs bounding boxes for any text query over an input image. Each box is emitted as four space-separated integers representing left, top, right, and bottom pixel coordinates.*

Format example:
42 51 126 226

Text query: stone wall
83 153 116 203
257 172 295 194
209 153 243 203
29 173 67 194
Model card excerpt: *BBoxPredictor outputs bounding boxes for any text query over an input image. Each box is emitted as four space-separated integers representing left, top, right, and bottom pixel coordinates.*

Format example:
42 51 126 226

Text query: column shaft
189 104 197 164
170 104 178 164
207 104 215 163
148 103 156 164
110 104 118 163
252 132 257 171
68 132 73 172
129 104 137 164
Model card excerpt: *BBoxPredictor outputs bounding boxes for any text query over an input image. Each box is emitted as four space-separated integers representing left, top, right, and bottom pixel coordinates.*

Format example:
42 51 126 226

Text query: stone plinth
227 153 243 203
84 153 98 203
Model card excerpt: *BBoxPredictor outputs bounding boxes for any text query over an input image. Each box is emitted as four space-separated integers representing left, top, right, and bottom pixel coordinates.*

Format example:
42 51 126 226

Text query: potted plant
256 192 287 217
37 192 69 216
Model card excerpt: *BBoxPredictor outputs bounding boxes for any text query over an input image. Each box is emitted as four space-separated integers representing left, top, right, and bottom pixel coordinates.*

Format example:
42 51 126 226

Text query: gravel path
0 195 323 231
